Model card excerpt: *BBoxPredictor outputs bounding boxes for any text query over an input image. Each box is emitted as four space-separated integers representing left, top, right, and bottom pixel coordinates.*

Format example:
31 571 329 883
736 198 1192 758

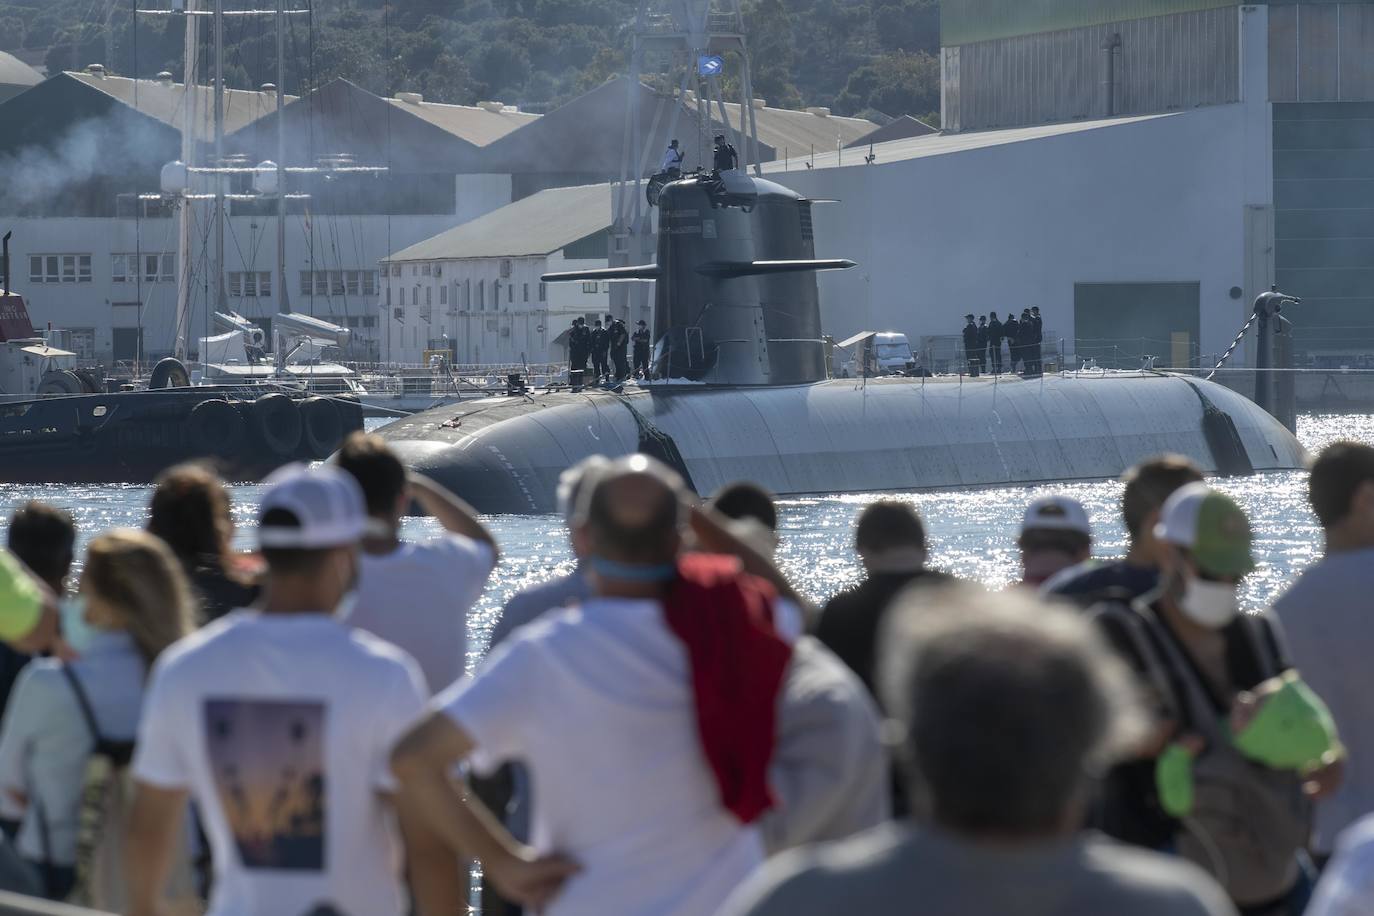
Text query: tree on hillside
833 50 939 117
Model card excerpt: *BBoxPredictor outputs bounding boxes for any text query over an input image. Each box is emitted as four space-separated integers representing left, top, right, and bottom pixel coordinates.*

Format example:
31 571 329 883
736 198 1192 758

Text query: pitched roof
720 100 878 157
383 95 538 146
63 70 292 139
0 51 41 89
764 111 1177 173
385 183 613 262
482 77 878 174
845 114 939 149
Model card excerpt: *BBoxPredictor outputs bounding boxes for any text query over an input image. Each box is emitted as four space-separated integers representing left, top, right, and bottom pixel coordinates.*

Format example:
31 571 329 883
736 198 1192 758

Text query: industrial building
380 184 614 366
381 1 1374 371
920 0 1374 366
0 63 885 366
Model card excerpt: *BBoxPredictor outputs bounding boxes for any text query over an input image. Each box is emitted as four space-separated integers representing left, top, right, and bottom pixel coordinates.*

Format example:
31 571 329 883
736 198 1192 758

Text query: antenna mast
174 0 201 363
612 0 761 328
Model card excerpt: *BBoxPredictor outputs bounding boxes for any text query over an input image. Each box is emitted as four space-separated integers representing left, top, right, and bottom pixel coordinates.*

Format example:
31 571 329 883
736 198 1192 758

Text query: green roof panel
942 0 1239 46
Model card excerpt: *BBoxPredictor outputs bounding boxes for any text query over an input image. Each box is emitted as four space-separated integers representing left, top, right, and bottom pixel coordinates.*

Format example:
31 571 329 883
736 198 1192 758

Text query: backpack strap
60 664 133 767
59 665 101 745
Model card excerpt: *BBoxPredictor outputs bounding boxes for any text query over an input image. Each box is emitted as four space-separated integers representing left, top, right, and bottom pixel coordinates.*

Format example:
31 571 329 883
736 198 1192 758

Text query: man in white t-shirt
125 465 460 916
336 432 498 694
391 456 801 916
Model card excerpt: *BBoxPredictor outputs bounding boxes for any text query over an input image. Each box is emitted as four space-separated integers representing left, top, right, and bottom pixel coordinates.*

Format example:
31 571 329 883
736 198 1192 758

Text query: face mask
60 595 101 655
1178 576 1240 628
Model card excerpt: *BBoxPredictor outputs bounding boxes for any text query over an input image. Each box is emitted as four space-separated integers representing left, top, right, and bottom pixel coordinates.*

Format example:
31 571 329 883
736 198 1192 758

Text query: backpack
1094 602 1311 907
38 665 202 914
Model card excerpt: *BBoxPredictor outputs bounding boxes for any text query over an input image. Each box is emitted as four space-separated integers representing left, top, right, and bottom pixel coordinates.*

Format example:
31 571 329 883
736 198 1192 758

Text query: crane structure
611 0 763 328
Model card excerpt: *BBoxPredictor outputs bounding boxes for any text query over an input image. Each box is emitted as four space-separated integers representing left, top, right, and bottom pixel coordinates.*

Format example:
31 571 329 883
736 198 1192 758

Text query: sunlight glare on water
2 414 1371 670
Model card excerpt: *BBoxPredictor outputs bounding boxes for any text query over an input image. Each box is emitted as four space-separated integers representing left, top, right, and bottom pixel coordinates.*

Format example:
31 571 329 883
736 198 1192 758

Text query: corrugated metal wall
943 6 1240 133
1273 101 1374 351
1269 5 1374 353
941 0 1237 47
1270 3 1374 102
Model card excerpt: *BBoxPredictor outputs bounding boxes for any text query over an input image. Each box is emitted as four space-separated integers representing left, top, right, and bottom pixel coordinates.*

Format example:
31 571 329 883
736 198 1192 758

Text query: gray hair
556 455 614 526
880 584 1147 838
572 455 687 563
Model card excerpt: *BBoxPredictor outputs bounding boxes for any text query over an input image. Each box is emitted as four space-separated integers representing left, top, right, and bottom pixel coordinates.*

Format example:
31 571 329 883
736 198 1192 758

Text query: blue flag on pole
698 55 724 77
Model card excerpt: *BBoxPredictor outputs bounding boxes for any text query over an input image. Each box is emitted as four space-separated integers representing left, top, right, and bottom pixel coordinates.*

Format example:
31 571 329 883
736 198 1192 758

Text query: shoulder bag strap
58 665 102 744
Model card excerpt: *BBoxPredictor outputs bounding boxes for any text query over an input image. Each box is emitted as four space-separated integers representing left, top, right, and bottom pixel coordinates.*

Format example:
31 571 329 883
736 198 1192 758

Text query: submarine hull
375 374 1306 514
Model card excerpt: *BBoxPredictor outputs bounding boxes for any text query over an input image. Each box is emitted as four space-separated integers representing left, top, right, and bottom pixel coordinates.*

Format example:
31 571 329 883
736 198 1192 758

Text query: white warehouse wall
7 213 459 364
771 100 1274 366
382 250 611 366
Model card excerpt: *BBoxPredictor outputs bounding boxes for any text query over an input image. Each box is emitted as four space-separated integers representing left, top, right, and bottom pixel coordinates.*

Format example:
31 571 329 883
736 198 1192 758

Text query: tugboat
0 235 362 484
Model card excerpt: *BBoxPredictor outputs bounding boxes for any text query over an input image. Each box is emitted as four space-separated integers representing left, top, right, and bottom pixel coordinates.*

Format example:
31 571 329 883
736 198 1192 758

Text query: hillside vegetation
0 0 940 121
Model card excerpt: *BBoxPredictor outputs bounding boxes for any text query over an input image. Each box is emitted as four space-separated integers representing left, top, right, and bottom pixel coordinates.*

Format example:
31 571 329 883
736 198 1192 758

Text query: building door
1074 282 1200 370
112 327 143 363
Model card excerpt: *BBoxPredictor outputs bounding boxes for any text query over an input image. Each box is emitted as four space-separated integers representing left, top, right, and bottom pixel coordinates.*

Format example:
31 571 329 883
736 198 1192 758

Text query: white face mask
1178 576 1240 628
60 595 101 654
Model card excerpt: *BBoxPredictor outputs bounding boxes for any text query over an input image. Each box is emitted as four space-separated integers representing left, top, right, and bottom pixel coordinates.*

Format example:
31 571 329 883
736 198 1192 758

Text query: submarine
375 172 1306 514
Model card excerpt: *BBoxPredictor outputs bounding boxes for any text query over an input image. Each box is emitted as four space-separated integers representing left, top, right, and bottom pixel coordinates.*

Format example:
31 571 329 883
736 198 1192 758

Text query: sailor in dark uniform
1030 306 1044 375
568 317 589 372
632 320 651 377
713 133 738 173
1019 308 1034 376
962 314 982 377
986 313 1004 374
608 313 630 381
977 316 990 376
1003 312 1020 374
590 319 608 381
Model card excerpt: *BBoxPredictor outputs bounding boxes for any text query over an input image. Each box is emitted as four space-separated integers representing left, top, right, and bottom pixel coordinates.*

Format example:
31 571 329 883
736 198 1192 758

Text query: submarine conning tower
541 172 854 386
656 174 829 385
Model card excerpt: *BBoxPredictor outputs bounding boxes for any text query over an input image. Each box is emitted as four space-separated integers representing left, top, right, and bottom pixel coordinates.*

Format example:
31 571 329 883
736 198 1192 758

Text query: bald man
392 458 802 916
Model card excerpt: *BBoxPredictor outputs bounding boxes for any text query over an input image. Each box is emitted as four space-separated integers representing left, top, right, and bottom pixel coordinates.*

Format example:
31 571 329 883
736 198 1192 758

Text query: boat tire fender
149 358 192 389
253 393 303 457
186 399 244 457
36 370 85 395
300 397 344 459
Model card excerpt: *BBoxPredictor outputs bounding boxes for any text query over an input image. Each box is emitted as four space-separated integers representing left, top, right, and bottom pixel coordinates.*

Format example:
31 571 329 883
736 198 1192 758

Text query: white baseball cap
1020 495 1091 537
257 464 368 550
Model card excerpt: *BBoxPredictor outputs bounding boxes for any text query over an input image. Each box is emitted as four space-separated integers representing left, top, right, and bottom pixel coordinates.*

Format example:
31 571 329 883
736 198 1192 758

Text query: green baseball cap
1154 483 1256 578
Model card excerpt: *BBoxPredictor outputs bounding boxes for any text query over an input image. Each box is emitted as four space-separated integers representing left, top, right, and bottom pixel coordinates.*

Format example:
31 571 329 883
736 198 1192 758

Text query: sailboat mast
213 0 226 315
276 0 289 314
174 0 201 363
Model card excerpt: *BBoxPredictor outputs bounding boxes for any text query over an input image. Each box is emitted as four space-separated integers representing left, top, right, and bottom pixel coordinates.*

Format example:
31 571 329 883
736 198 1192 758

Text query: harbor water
4 413 1370 673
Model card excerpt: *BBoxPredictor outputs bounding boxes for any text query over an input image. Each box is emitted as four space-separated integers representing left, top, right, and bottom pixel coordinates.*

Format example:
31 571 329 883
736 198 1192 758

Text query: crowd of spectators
0 435 1367 916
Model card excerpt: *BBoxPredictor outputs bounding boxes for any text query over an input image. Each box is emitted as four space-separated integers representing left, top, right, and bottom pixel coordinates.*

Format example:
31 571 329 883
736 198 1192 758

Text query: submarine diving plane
372 171 1304 514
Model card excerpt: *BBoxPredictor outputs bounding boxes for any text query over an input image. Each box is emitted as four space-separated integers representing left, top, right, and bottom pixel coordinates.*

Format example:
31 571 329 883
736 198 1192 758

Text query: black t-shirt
815 569 952 702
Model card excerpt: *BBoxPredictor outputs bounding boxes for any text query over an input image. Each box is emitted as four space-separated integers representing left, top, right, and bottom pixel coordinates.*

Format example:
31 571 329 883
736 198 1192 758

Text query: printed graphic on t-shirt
205 698 326 871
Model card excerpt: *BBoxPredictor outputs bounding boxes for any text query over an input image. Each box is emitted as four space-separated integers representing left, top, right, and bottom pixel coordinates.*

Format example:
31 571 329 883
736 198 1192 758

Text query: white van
838 331 916 377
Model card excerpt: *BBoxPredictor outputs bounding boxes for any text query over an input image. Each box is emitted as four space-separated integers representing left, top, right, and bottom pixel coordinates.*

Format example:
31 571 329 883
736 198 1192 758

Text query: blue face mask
60 595 102 655
589 557 678 583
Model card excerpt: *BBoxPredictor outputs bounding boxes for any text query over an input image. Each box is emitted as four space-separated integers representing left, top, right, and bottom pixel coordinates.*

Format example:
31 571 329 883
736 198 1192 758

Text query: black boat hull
0 387 363 484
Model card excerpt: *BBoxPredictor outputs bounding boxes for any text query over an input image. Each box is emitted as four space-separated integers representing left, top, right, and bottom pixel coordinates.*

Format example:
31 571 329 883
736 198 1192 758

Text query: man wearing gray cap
125 464 457 916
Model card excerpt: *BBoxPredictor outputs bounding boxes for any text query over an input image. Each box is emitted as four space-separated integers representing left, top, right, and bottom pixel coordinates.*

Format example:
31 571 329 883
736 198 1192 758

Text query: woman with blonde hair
0 529 195 906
